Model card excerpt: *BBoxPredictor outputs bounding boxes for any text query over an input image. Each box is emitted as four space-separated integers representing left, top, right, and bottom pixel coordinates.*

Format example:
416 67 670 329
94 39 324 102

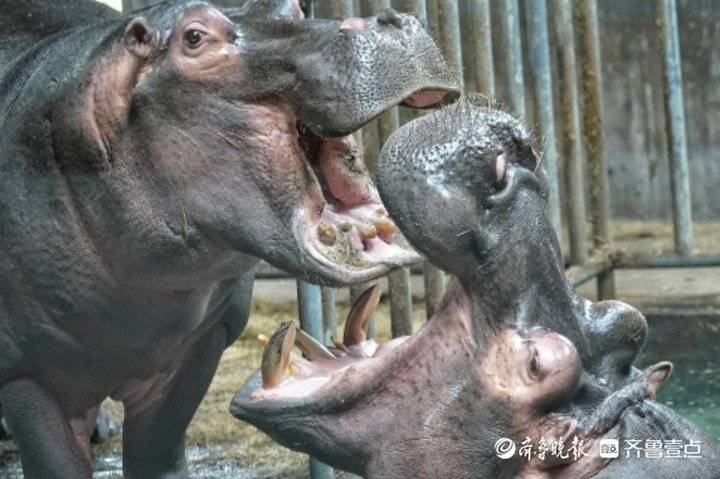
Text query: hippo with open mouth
231 98 720 478
0 0 458 476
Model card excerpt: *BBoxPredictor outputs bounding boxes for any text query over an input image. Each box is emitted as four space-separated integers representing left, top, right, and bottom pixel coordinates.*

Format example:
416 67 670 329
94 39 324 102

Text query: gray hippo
231 99 720 478
0 0 458 477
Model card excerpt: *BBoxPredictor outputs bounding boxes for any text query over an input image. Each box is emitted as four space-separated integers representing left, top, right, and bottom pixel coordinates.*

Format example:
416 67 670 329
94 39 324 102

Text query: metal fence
116 1 719 477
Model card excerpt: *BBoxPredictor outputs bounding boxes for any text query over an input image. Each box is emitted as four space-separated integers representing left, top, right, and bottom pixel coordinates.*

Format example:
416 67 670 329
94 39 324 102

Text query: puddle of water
640 331 720 444
0 444 296 479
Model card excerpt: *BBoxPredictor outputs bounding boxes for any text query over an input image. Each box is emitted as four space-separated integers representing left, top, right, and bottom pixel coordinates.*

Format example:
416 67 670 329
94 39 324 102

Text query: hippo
231 98 720 478
0 0 459 476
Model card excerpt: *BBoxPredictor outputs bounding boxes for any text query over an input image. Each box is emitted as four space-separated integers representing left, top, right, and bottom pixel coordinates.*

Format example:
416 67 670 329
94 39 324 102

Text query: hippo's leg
0 378 93 478
122 276 252 478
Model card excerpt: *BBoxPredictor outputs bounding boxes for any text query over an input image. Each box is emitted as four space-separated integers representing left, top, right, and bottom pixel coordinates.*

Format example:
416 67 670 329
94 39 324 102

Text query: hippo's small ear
123 18 157 60
230 0 304 20
644 361 673 399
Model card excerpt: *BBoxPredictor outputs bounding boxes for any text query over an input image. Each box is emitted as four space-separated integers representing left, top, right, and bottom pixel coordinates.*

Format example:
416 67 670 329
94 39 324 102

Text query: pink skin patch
298 133 408 267
340 17 369 30
251 337 408 400
403 89 450 108
317 137 376 207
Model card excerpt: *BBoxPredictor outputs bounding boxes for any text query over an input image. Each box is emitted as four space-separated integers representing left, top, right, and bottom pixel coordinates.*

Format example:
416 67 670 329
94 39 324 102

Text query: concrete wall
593 0 720 220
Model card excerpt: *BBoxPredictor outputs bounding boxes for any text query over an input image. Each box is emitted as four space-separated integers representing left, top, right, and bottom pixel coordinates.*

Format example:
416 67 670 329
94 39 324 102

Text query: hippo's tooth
332 337 349 353
343 285 381 345
317 221 337 246
496 153 506 183
295 328 336 360
261 322 297 389
373 218 396 237
257 334 269 346
358 224 378 241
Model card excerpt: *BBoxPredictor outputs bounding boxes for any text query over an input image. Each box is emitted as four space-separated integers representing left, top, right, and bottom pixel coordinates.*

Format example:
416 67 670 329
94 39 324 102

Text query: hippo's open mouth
291 89 456 284
231 285 414 410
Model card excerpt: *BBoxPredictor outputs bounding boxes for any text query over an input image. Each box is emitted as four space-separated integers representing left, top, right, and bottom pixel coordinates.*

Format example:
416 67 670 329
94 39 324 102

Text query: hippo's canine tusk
343 284 381 346
295 328 336 360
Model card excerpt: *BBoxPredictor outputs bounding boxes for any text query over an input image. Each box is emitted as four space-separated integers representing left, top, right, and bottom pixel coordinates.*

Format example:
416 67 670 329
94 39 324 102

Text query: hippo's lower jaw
230 281 660 478
230 284 416 412
228 300 696 479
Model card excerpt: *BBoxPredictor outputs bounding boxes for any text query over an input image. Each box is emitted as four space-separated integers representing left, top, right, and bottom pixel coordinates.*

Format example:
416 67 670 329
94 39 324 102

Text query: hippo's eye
184 29 205 48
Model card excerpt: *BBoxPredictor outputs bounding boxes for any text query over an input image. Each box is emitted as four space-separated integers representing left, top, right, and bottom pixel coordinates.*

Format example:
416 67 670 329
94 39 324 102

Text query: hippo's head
36 0 458 285
231 99 719 477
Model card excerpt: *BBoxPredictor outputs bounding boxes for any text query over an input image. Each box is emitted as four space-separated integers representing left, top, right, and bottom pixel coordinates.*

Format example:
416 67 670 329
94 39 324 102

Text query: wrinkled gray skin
232 99 720 478
0 0 458 477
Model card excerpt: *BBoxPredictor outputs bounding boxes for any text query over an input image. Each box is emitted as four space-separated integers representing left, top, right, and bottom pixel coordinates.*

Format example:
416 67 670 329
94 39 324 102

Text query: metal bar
425 0 440 42
620 255 720 269
460 0 495 99
297 281 327 354
435 0 464 92
361 122 381 175
568 255 720 288
658 0 693 256
377 109 400 142
296 279 334 479
499 0 525 117
355 0 387 340
423 262 445 319
358 0 412 339
394 0 429 125
551 0 587 266
297 7 336 477
388 268 413 336
575 0 615 299
567 264 608 288
321 288 337 344
314 0 354 18
525 0 562 235
312 0 359 367
360 0 391 15
417 0 458 318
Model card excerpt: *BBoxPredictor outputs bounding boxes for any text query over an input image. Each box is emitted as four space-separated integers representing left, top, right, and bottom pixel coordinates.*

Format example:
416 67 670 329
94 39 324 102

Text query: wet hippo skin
0 0 459 477
232 98 720 478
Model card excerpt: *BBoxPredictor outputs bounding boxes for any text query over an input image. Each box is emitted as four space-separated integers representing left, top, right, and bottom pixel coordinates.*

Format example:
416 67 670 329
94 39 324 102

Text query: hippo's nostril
376 8 404 29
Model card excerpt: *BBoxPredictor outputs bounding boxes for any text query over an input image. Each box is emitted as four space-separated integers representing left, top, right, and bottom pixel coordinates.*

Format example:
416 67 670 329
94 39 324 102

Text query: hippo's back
0 0 119 70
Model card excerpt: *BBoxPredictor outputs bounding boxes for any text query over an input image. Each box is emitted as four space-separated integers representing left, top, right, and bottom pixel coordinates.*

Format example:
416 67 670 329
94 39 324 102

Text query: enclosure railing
115 1 720 478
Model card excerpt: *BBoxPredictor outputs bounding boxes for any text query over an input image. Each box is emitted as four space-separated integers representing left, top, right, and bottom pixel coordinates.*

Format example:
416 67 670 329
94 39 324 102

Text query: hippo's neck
462 232 586 348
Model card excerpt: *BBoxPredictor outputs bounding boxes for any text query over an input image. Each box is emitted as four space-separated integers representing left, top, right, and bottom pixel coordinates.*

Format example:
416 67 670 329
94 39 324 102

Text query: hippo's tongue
297 129 419 273
317 136 375 207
